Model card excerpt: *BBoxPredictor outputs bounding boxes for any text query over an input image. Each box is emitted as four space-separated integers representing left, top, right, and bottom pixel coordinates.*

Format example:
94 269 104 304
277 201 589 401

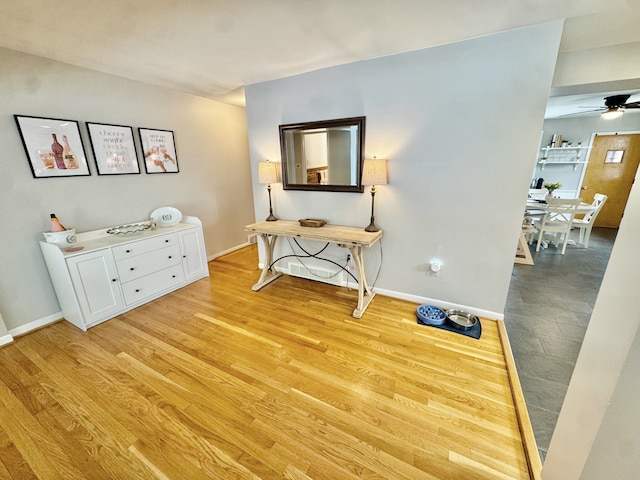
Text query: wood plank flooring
0 245 536 479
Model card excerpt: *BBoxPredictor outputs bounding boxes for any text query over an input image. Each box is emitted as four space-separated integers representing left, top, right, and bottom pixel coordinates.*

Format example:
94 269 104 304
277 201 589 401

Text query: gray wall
0 48 255 332
245 22 564 317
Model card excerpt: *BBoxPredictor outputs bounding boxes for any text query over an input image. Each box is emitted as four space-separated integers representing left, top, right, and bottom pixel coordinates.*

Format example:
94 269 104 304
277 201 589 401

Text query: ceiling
1 0 639 113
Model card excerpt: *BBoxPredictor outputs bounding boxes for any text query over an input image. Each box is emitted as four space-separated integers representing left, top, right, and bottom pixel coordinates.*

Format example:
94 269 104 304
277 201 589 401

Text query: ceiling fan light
601 108 623 120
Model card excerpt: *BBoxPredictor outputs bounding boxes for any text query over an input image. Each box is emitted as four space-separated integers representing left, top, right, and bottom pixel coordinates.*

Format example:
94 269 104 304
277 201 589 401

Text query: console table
244 221 383 318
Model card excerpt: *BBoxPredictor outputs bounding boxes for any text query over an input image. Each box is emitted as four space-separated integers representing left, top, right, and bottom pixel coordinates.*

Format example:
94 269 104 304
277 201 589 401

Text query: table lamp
361 157 388 232
258 160 280 222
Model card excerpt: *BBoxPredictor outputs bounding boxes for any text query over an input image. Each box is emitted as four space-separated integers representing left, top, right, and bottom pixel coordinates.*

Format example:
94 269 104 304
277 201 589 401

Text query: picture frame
138 127 179 174
605 150 624 164
87 122 140 175
14 115 91 178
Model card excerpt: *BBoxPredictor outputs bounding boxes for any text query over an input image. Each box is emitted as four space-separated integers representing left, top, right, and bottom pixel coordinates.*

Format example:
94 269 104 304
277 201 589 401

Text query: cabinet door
66 250 124 326
178 228 208 281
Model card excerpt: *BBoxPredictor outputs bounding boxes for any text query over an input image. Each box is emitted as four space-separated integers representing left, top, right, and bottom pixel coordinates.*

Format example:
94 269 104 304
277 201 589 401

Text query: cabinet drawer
121 264 185 305
112 233 177 260
116 245 182 283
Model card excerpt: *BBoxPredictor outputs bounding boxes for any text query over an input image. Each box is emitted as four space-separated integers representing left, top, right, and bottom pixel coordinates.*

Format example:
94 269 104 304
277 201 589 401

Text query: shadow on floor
504 227 617 462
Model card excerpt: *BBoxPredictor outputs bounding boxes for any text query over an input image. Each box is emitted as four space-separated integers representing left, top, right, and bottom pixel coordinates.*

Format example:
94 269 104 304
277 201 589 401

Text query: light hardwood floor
0 245 537 479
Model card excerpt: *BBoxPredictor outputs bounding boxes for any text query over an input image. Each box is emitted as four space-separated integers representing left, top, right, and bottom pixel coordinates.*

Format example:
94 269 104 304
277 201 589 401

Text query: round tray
446 309 479 331
416 304 447 326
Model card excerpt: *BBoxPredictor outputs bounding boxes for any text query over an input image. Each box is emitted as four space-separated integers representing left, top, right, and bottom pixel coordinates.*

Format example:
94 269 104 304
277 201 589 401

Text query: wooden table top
245 220 383 247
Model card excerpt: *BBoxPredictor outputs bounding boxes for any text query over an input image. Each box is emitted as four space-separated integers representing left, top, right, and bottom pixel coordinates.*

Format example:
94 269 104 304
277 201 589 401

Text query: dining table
525 198 596 216
523 198 596 251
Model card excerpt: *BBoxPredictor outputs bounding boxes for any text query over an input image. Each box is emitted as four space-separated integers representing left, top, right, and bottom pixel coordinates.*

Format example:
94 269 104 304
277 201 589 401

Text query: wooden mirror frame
279 116 366 192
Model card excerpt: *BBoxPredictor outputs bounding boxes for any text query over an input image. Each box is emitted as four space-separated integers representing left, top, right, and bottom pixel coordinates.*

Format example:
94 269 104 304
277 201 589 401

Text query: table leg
514 231 535 265
348 245 376 318
252 233 283 291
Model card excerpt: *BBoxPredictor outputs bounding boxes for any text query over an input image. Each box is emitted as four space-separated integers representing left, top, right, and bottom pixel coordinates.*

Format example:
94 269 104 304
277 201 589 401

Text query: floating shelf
538 145 591 169
537 160 588 171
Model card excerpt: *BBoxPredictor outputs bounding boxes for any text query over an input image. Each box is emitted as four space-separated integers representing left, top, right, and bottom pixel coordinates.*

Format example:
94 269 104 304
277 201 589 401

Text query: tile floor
504 227 617 462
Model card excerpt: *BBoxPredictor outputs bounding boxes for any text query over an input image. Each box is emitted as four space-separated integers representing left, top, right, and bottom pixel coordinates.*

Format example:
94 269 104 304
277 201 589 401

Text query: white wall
0 312 11 346
244 22 564 317
581 326 640 479
543 155 640 478
0 48 254 332
533 115 640 197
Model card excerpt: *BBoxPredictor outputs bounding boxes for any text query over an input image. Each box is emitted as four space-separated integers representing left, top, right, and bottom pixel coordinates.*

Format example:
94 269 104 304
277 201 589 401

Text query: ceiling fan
581 94 640 119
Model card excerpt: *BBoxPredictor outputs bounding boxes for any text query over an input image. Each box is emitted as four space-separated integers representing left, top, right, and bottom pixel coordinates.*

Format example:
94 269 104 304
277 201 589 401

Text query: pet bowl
446 309 479 331
416 304 447 326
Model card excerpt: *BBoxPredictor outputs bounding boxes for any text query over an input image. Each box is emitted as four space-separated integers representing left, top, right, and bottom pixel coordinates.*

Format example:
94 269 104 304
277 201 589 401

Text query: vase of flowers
543 182 562 198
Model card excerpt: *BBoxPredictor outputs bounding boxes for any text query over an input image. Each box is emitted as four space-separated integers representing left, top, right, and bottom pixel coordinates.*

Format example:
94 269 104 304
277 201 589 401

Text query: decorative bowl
43 229 77 246
107 222 151 235
416 304 447 326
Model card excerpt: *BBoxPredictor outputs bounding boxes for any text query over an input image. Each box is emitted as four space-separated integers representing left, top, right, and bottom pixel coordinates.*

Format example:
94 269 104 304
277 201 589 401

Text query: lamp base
364 219 379 232
266 214 278 222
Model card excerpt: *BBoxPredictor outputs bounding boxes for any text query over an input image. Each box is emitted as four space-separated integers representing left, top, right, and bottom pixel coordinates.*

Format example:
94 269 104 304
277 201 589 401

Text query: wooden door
581 133 640 227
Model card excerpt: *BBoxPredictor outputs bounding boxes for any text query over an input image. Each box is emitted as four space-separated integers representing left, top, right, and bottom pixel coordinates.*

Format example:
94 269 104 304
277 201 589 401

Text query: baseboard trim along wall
260 263 504 321
10 243 502 341
9 312 62 339
208 241 254 261
372 287 504 321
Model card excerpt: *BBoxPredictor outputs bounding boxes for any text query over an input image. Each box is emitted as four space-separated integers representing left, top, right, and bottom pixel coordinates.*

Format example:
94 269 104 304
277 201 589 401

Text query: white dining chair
535 198 582 254
573 193 608 248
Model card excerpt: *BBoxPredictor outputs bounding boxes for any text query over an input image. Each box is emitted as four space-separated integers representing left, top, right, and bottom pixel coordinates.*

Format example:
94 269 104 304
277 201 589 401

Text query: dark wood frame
279 116 365 192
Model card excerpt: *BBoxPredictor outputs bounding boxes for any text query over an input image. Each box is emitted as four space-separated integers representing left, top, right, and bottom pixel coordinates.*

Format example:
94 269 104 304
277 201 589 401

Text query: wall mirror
279 116 365 192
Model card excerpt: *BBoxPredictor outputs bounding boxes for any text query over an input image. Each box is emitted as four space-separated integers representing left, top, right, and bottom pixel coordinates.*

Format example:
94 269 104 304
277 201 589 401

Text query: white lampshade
601 108 624 120
362 158 388 186
258 161 280 184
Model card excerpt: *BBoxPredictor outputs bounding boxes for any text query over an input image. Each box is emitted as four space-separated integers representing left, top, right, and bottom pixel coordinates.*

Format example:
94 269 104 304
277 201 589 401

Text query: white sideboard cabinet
40 216 208 331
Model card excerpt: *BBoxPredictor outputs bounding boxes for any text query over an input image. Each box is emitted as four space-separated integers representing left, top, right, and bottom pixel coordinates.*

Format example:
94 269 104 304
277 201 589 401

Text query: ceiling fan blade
559 108 602 117
623 101 640 109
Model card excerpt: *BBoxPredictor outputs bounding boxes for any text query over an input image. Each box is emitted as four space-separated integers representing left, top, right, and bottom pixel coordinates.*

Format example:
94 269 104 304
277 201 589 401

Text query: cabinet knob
165 239 169 243
126 249 131 253
130 267 135 271
183 255 186 258
172 275 176 278
112 279 117 282
168 256 172 259
135 289 140 293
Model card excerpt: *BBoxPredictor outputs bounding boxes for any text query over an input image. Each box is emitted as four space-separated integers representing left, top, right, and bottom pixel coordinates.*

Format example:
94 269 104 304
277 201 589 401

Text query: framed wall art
14 115 91 178
87 122 140 175
138 127 179 174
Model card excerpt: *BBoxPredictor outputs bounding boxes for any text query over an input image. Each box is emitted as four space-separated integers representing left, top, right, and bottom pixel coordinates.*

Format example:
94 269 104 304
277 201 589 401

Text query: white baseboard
258 262 503 321
5 266 503 342
373 287 503 320
9 312 62 338
208 242 253 261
